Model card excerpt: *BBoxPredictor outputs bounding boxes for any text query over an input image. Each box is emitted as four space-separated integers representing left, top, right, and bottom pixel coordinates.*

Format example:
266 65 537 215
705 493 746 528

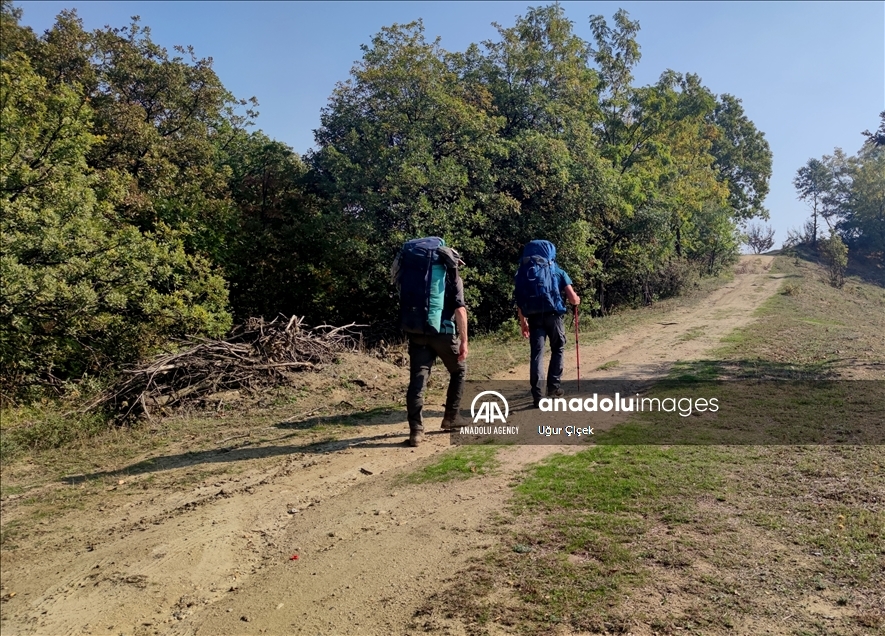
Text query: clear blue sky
17 1 885 248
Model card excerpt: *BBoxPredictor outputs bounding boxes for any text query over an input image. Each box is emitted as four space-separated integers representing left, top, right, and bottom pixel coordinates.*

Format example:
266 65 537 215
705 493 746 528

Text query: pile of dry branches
94 315 360 419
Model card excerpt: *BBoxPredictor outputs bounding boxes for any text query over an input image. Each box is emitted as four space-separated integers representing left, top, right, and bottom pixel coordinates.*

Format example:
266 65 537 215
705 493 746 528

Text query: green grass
404 446 500 483
424 445 732 632
678 325 706 342
0 406 111 460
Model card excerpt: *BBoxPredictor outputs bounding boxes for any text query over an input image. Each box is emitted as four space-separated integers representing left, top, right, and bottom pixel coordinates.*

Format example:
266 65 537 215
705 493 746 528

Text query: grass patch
595 359 620 371
431 444 884 634
1 406 111 461
423 446 730 632
678 325 706 342
405 446 500 483
715 256 885 369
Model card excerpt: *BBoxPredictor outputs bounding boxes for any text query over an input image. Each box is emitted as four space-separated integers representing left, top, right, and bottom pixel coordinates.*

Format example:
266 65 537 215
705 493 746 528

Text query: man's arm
454 306 469 361
563 285 580 306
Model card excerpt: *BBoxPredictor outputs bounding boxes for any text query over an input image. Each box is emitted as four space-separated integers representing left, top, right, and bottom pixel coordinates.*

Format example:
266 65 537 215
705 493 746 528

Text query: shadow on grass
662 357 841 382
596 359 884 446
846 248 885 288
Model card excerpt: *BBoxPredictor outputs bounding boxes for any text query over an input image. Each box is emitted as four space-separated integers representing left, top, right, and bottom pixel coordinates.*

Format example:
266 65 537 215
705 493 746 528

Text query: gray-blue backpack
514 240 566 315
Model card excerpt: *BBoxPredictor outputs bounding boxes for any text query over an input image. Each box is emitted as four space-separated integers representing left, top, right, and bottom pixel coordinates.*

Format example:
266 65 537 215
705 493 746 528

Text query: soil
0 256 784 636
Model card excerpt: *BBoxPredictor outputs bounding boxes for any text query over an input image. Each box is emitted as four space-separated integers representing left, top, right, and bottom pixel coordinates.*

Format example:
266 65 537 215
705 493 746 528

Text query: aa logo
470 391 510 424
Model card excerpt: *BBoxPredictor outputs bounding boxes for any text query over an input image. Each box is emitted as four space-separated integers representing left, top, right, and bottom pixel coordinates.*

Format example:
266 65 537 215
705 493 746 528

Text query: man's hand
458 339 469 362
517 308 530 339
564 285 580 307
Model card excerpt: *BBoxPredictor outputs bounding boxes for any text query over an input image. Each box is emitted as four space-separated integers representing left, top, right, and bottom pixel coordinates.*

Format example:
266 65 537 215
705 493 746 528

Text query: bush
494 317 523 342
818 232 848 288
648 259 701 301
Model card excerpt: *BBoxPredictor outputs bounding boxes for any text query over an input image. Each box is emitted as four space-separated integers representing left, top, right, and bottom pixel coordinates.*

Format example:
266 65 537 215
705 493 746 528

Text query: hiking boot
440 410 463 430
407 429 424 447
547 387 564 398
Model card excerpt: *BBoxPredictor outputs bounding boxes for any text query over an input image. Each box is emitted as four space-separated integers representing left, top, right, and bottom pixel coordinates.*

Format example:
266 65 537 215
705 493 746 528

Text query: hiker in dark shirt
392 238 469 447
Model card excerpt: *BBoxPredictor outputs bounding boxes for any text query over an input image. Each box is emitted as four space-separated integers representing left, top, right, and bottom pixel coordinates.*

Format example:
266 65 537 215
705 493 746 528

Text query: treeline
1 3 775 397
793 112 885 253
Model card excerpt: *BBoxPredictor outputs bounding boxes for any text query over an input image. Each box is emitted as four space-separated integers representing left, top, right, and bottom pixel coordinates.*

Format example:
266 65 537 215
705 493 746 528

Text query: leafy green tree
309 20 508 326
824 144 885 252
589 8 640 158
585 11 741 305
0 45 229 394
217 130 365 324
475 5 611 312
843 145 885 251
709 94 772 221
793 158 833 247
1 4 239 396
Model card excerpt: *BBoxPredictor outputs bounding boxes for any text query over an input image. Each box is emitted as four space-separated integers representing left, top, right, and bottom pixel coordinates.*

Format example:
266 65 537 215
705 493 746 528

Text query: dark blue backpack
514 240 566 316
392 237 457 335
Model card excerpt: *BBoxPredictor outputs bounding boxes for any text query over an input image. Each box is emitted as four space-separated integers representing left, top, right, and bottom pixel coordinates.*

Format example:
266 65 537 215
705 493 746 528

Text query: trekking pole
573 305 581 392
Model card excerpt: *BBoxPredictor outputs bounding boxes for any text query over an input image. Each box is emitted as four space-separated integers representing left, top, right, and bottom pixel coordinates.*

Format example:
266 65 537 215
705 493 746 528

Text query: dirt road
0 256 782 636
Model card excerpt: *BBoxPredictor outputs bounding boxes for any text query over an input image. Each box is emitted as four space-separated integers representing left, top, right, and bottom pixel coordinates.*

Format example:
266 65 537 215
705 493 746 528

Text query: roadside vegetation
3 1 771 410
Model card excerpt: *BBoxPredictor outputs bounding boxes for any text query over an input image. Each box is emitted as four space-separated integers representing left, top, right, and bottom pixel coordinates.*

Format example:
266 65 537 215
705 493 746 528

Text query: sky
16 1 885 248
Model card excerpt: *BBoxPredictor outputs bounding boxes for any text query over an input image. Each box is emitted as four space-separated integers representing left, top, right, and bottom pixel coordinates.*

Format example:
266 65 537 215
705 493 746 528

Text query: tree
589 8 641 157
475 4 610 317
801 118 885 254
793 158 833 247
862 111 885 148
0 4 241 396
309 20 509 327
827 144 885 251
844 145 885 251
709 94 772 221
216 130 360 324
0 46 229 394
744 223 775 254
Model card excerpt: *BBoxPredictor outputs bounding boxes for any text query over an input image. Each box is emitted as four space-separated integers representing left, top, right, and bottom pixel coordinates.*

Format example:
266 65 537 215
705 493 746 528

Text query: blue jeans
528 313 566 403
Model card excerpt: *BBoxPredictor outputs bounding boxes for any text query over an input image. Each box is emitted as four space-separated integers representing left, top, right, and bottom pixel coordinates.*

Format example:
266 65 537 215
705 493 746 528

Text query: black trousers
406 333 466 431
